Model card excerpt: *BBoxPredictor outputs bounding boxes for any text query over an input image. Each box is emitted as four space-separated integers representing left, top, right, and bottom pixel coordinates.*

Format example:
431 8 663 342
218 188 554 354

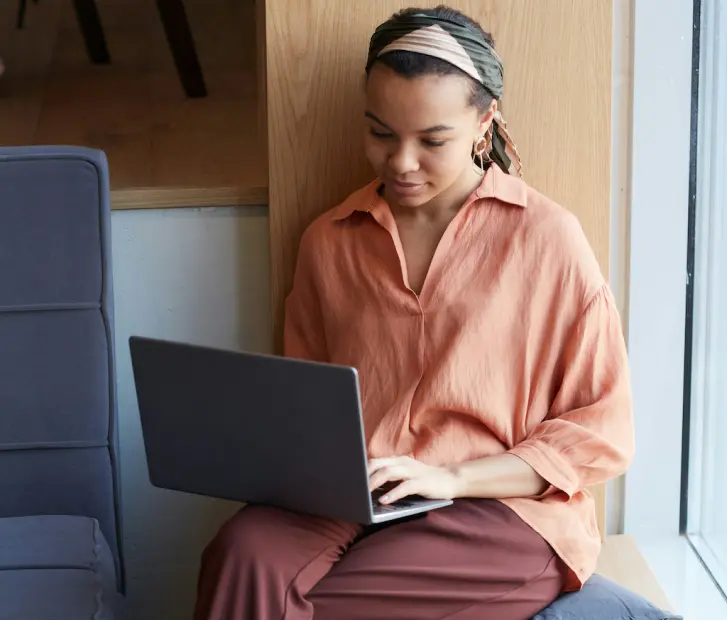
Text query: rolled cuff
508 440 580 499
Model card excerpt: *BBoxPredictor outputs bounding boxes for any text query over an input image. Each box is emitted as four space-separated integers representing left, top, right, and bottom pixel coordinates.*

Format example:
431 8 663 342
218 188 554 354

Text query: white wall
112 207 271 620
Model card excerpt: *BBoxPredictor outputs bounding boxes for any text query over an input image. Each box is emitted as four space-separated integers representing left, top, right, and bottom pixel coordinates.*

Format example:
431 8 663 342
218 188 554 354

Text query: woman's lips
389 179 426 196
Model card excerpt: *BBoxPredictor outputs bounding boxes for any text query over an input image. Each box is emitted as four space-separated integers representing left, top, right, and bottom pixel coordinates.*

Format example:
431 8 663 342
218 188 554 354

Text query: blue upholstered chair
0 146 124 619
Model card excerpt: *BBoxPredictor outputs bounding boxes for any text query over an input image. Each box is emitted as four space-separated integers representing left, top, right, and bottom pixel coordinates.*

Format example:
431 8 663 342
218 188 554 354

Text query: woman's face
364 63 493 209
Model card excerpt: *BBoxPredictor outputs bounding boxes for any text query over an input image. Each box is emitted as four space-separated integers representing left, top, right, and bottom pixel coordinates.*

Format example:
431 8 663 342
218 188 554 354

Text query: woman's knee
202 504 361 572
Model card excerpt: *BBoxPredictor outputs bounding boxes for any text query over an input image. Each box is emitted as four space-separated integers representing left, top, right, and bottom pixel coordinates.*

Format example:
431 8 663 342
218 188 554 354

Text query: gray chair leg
156 0 207 98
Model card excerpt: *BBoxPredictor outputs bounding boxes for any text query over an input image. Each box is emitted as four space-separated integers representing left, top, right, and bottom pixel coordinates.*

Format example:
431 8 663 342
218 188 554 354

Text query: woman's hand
369 454 551 503
368 456 460 504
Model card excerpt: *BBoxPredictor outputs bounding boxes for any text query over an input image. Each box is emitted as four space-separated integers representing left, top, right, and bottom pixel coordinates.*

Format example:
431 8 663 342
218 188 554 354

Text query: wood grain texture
255 0 268 144
266 0 613 531
111 185 268 210
591 481 608 541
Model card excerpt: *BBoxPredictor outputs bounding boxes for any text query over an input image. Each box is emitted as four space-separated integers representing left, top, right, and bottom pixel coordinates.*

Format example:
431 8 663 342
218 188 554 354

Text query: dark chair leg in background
156 0 207 98
16 0 40 29
16 0 28 28
72 0 111 64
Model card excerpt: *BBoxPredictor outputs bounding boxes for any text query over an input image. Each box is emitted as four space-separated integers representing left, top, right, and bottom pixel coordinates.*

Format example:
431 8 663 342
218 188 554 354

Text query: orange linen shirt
283 164 635 591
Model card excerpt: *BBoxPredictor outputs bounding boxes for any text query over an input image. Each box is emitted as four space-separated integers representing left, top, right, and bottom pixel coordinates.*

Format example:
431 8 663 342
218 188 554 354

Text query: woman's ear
477 100 498 136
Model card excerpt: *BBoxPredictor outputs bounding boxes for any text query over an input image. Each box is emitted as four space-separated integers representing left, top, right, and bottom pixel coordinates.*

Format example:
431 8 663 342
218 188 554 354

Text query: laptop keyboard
371 490 416 514
373 502 400 514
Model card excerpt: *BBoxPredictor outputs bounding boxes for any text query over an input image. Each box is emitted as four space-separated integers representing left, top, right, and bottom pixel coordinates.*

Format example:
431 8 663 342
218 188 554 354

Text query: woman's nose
388 143 420 175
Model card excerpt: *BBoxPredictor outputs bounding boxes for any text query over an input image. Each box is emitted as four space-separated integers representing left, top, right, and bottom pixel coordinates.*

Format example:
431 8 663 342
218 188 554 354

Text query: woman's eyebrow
364 111 454 134
419 124 455 134
365 111 393 130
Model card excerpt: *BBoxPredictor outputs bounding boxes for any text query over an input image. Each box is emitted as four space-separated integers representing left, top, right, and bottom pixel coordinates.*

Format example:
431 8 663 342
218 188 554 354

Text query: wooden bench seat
597 535 673 612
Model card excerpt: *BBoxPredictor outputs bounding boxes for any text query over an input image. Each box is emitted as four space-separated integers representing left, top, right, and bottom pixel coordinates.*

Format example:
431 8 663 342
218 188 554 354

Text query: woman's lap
311 499 564 619
194 500 565 620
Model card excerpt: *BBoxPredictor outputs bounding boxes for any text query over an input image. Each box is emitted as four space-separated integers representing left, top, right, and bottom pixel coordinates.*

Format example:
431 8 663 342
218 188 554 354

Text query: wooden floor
0 0 267 207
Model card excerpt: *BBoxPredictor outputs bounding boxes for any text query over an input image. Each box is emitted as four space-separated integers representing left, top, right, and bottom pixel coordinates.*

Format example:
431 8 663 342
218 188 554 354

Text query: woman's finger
367 457 408 476
368 465 410 492
369 466 408 491
367 458 391 476
380 479 420 504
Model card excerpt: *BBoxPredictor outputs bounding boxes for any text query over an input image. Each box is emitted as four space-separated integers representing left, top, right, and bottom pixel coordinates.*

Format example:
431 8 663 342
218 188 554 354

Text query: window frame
683 0 727 594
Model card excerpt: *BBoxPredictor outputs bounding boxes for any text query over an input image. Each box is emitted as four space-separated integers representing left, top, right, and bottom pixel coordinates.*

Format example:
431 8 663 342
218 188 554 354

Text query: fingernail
381 495 389 503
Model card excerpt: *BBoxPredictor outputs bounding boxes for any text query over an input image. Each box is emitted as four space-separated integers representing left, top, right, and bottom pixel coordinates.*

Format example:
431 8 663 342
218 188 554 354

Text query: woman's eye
423 140 446 148
370 129 393 139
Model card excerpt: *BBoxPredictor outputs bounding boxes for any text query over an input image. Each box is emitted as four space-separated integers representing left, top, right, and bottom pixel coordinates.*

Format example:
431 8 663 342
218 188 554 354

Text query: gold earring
473 134 491 175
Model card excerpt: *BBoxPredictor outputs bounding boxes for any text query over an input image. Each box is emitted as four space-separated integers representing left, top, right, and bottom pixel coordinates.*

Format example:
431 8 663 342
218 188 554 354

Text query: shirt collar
330 181 386 221
475 162 528 207
331 164 528 222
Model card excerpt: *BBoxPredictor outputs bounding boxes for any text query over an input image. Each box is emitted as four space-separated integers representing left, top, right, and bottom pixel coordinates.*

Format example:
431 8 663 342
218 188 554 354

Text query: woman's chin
385 187 436 209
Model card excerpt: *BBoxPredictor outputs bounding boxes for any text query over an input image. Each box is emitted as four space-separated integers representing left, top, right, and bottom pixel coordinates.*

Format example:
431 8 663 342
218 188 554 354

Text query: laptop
128 336 453 524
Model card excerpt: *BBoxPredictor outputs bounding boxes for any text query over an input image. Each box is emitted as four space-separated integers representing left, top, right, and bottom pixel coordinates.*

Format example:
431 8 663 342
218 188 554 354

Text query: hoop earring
473 133 491 175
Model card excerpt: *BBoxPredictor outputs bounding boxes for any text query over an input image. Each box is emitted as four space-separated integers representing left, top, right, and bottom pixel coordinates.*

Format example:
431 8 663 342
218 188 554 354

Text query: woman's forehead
365 67 475 128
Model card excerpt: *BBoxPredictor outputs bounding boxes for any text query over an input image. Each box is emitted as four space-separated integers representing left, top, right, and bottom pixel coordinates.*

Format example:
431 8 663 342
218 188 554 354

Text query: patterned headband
367 14 522 177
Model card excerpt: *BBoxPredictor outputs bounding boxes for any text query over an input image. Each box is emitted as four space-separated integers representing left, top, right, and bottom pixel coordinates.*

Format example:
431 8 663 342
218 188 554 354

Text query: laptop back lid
129 336 374 523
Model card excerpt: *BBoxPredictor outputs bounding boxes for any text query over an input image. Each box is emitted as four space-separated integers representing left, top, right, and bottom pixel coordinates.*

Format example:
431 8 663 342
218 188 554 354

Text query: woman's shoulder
513 180 606 297
295 181 379 260
516 180 582 232
485 167 597 260
299 181 379 241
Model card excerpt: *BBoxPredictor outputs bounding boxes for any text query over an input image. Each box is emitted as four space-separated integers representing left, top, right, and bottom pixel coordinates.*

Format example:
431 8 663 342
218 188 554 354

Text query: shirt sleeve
283 230 329 362
508 284 635 498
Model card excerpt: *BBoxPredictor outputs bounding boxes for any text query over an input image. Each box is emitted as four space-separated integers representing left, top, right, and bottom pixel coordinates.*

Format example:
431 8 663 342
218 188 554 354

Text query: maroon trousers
194 499 565 620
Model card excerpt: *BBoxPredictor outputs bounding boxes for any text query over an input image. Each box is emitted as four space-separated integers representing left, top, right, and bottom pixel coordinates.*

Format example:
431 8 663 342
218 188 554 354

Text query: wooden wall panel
265 0 613 534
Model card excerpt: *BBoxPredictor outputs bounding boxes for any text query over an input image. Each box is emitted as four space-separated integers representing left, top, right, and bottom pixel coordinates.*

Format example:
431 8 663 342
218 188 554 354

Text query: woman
195 6 634 619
